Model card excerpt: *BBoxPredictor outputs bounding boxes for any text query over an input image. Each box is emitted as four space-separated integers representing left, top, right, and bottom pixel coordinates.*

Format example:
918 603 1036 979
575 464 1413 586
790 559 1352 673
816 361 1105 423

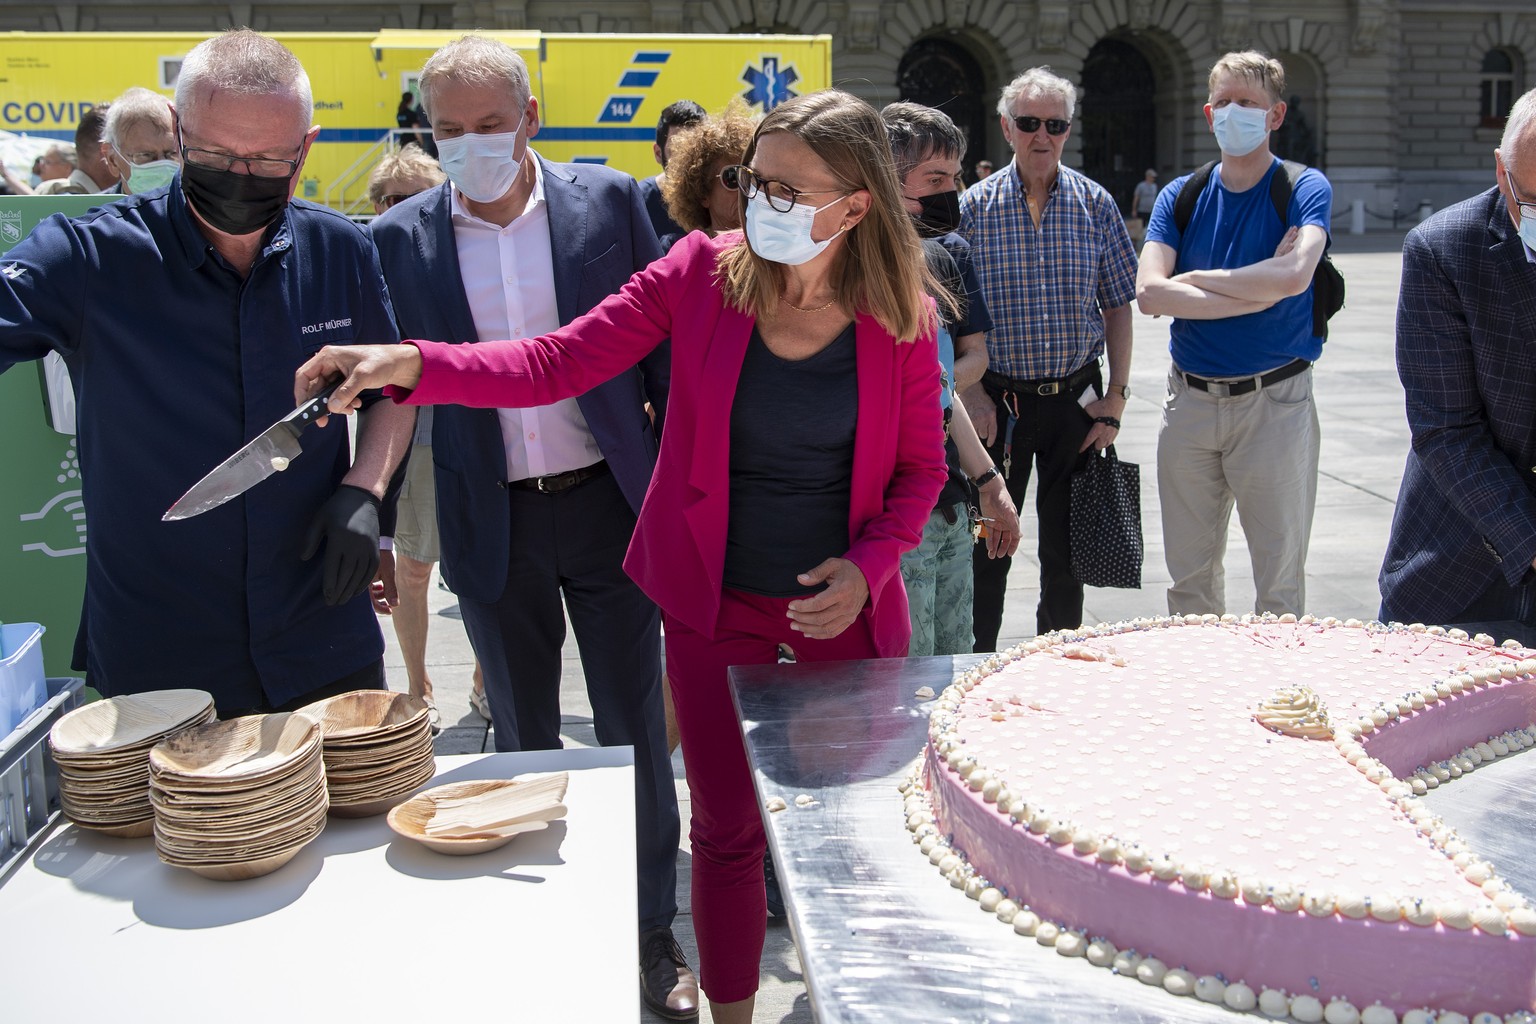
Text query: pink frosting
925 621 1536 1015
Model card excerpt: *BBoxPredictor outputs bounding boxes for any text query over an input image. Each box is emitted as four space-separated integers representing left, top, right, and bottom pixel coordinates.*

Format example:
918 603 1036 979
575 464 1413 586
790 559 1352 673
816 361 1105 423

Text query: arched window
898 38 988 184
1481 49 1520 128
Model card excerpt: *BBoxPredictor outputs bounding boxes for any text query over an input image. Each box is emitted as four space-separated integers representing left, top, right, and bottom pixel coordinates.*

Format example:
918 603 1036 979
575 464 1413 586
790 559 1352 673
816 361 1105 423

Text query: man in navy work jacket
1380 87 1536 632
369 36 694 1020
0 30 415 715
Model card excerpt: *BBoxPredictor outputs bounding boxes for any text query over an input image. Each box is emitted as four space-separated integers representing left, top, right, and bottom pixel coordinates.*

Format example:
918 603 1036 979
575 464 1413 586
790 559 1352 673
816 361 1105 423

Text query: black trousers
972 368 1097 649
226 658 386 717
456 469 679 932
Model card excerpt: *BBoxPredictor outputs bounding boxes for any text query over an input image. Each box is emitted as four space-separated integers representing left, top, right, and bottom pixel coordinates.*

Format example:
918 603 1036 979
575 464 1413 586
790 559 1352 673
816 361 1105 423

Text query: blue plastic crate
0 678 85 885
0 623 46 735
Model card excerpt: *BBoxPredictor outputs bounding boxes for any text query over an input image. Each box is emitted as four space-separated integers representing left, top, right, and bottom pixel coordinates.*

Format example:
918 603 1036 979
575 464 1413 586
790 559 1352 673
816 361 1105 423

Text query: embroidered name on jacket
300 317 354 335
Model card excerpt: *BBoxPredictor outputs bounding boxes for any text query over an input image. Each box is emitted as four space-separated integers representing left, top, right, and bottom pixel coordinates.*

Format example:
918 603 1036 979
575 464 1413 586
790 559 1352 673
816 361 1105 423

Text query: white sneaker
469 688 491 721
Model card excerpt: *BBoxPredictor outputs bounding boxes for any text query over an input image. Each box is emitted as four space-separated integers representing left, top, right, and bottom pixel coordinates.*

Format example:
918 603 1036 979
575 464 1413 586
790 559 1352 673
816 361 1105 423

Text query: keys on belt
983 364 1098 398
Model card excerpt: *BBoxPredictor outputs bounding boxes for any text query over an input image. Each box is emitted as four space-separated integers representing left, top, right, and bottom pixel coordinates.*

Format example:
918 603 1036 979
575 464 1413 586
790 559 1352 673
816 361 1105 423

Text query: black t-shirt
723 322 857 596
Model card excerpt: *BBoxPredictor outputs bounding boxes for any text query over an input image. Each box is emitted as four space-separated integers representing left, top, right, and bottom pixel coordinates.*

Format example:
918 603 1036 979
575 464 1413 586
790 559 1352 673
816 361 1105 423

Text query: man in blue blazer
1380 88 1536 633
371 37 695 1019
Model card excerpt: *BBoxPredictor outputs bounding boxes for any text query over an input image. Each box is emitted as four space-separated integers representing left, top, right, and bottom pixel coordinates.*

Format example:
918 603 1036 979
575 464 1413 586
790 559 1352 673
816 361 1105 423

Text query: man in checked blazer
1379 88 1536 630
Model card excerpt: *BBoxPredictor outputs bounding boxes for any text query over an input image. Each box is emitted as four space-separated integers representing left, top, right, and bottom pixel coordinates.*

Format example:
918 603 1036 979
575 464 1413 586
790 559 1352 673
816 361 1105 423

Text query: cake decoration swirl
1255 684 1334 739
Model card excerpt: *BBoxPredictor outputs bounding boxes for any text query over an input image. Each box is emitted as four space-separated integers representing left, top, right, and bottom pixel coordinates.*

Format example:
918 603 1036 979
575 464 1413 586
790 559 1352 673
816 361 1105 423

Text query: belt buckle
1206 380 1231 398
535 475 557 493
1036 382 1060 396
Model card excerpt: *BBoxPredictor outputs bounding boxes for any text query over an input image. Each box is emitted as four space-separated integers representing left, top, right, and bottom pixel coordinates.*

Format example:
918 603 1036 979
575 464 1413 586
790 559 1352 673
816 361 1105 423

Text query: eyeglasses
1509 178 1536 218
723 164 851 213
117 147 180 165
1013 116 1071 136
180 145 302 179
378 192 419 209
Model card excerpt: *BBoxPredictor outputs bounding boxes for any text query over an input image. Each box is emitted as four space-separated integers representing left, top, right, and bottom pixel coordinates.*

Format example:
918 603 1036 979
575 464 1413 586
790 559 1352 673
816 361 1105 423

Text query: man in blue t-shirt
1137 50 1333 617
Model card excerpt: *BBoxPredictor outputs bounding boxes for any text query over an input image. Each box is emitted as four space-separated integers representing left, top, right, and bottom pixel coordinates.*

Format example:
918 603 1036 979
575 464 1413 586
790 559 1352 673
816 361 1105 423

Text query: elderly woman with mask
299 89 946 1023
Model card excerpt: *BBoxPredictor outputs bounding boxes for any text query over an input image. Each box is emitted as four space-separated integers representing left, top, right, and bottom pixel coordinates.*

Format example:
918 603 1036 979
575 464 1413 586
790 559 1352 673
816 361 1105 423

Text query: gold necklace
781 292 838 313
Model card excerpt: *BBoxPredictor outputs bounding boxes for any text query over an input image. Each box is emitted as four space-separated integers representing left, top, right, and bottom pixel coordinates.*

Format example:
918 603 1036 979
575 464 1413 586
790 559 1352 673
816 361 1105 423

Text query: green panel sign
1 194 124 677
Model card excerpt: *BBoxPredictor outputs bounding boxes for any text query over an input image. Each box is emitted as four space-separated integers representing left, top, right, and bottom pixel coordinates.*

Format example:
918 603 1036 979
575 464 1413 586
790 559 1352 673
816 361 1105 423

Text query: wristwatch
1107 383 1131 399
972 466 1002 488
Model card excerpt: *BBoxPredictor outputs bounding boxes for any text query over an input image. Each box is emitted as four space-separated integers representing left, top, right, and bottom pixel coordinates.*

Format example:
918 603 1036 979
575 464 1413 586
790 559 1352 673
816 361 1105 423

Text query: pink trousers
663 588 880 1003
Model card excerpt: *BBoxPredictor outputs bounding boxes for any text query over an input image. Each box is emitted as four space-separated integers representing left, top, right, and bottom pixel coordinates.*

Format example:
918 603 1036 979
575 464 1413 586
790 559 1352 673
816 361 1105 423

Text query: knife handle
286 379 343 428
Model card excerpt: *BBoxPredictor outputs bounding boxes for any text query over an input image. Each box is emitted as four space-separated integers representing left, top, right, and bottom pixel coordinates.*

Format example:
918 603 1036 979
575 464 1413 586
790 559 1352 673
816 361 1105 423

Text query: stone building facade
2 0 1529 219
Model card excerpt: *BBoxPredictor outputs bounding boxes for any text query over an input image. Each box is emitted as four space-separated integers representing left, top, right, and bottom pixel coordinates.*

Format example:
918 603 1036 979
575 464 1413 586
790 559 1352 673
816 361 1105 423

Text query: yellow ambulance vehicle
0 30 831 214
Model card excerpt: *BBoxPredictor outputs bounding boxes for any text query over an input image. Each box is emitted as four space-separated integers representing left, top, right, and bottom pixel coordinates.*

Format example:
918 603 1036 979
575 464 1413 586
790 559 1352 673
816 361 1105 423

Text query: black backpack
1172 159 1345 339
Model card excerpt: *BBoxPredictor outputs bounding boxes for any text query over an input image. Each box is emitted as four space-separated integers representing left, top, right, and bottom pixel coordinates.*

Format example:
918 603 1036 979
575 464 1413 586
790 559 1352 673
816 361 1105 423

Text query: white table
0 748 638 1021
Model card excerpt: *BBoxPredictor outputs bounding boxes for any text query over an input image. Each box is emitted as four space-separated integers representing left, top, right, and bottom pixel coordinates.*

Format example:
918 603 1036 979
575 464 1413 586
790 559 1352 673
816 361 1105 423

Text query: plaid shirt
959 162 1137 379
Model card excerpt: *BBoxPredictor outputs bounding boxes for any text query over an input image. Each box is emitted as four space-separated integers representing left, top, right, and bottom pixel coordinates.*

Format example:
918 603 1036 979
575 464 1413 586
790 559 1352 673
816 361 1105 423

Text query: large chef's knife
163 381 340 522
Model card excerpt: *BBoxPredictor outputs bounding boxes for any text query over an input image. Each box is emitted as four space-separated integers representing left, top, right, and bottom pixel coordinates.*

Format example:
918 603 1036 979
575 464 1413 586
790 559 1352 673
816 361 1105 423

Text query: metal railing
322 128 424 220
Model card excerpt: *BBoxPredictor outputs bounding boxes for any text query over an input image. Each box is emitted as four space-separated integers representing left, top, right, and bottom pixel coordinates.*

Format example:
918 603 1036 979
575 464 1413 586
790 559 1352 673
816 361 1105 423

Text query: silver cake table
730 653 1536 1023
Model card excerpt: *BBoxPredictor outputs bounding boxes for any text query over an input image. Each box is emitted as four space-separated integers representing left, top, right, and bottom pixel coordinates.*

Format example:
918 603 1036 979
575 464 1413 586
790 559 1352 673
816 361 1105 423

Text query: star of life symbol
742 56 799 112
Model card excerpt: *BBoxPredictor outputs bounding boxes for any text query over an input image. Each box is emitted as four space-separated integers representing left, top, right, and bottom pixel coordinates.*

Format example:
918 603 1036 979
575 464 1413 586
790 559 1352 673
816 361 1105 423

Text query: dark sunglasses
379 193 416 209
1013 115 1070 136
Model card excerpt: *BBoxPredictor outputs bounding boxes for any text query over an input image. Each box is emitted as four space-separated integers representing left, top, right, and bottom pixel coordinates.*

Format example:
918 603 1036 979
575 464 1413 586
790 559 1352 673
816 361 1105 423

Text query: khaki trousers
1156 364 1319 615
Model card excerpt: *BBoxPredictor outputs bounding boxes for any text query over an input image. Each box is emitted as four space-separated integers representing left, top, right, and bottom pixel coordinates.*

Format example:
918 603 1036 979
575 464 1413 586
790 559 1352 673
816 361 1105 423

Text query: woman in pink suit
300 90 946 1022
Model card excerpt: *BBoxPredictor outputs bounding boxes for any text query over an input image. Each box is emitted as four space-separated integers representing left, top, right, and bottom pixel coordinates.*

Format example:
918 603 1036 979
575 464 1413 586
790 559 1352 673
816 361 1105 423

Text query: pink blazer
397 231 946 657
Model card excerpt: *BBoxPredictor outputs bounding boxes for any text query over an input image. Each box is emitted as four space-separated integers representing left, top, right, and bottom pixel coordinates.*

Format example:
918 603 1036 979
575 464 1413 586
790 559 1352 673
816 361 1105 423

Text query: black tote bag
1069 444 1143 589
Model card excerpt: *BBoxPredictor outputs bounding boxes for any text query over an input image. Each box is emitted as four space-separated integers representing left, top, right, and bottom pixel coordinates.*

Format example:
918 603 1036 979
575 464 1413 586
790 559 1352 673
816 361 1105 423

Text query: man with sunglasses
1137 51 1331 619
1379 86 1536 633
959 67 1138 647
0 29 415 715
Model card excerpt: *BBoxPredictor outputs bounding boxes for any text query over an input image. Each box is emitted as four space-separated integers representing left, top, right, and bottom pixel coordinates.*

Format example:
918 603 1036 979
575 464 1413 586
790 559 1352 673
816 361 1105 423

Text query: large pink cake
906 614 1536 1024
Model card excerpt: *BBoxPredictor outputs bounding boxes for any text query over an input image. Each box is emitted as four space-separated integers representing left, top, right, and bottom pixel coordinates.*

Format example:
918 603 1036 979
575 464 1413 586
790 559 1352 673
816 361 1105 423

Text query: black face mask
181 161 292 236
908 189 962 238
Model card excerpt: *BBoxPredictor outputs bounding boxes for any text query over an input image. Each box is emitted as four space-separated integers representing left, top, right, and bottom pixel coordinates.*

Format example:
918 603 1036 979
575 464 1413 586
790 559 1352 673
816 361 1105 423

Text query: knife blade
162 381 340 522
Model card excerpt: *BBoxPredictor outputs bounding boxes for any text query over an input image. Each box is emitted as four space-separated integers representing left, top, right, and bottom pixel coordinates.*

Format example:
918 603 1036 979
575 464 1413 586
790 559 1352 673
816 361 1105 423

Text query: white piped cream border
909 612 1536 1024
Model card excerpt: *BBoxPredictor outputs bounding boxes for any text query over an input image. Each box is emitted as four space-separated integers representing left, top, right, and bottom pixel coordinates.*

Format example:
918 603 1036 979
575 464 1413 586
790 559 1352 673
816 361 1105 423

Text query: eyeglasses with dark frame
721 164 851 213
1013 115 1071 137
1508 176 1536 219
378 192 418 210
179 144 304 179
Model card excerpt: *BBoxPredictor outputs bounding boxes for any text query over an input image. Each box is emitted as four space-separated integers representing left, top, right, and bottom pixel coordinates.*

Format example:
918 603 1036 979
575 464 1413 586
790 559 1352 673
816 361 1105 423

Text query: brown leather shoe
639 926 699 1021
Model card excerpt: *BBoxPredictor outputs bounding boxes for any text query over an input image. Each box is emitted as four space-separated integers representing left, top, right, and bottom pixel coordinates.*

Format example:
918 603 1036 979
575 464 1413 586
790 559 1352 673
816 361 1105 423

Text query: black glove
301 484 382 606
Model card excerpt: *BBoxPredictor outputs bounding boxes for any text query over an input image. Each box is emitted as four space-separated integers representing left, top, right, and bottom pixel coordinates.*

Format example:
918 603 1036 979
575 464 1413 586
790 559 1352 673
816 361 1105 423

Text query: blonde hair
660 104 756 234
1208 51 1287 105
419 35 530 119
366 143 446 208
716 90 938 343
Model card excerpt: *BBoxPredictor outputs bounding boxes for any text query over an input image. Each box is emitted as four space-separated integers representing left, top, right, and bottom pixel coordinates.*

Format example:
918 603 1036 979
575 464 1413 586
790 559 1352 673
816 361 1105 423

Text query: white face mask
743 189 850 266
1211 104 1271 157
1519 208 1536 252
435 108 526 203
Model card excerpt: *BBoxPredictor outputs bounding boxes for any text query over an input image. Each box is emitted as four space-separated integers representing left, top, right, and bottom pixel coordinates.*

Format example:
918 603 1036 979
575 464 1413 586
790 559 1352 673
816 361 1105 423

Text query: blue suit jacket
371 156 667 604
1379 187 1536 623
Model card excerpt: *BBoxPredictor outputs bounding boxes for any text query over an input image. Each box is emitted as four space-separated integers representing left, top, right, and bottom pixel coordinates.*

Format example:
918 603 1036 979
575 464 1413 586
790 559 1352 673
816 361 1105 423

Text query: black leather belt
509 460 609 494
984 362 1098 397
1182 358 1310 397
